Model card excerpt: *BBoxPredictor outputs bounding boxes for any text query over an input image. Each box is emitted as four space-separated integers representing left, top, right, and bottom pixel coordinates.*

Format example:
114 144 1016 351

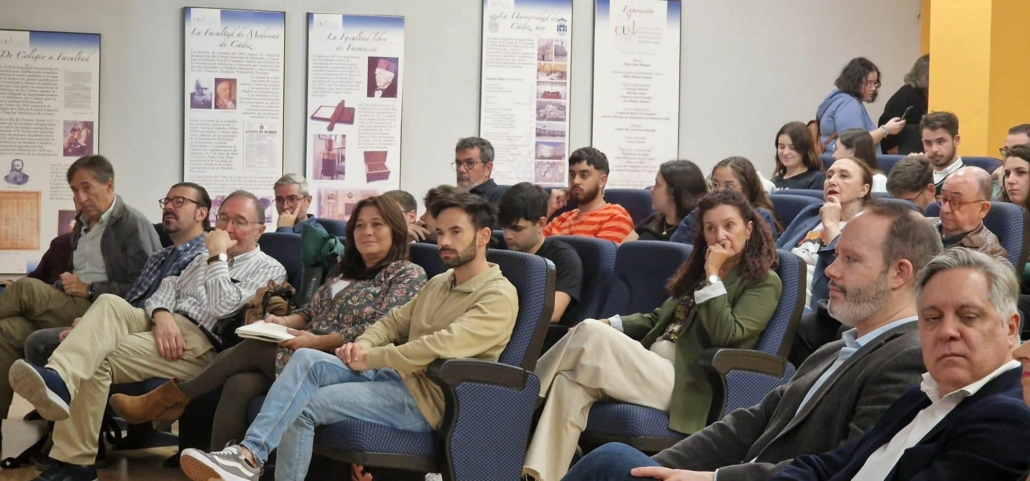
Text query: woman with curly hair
816 57 906 154
523 188 782 481
671 156 782 242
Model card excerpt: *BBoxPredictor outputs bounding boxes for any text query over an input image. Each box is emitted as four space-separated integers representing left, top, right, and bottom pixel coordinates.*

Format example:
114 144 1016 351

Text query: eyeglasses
159 196 202 209
216 215 261 229
452 160 485 171
274 195 309 206
935 197 986 211
863 80 881 89
1000 147 1011 157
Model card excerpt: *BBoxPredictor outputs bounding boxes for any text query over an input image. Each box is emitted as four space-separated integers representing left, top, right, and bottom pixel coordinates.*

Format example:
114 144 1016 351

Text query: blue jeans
239 349 431 481
561 443 661 481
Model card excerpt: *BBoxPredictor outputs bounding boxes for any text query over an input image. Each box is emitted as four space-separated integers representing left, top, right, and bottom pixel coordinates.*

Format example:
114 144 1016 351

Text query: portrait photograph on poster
537 81 567 100
536 100 567 122
57 210 77 235
214 78 237 110
312 134 346 181
535 141 565 160
189 78 213 109
535 161 564 183
4 158 29 186
367 56 399 98
537 38 554 61
62 121 94 157
536 122 566 139
536 62 567 80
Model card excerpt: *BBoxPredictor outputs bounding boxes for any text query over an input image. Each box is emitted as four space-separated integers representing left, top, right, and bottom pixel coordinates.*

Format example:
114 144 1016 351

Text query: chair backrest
878 155 905 174
491 230 508 249
600 241 692 319
315 218 348 237
409 242 447 280
780 189 824 200
258 232 302 286
962 156 1003 175
548 235 617 324
153 223 173 248
820 154 836 171
487 249 555 371
924 202 940 217
769 194 823 227
604 189 656 225
924 201 1028 270
755 250 807 358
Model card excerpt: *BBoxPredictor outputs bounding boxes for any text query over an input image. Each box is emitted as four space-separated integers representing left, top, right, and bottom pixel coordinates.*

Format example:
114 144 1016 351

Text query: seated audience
0 155 160 433
545 147 634 243
992 124 1030 199
564 202 941 481
381 189 419 226
772 121 826 190
931 167 1007 263
498 182 582 325
671 156 781 243
919 111 964 195
9 191 286 481
769 249 1030 481
273 174 326 235
109 196 426 451
816 57 905 155
524 189 782 481
407 184 465 243
178 191 517 481
454 136 506 206
835 129 887 192
778 158 873 307
625 160 707 242
886 155 937 211
1001 145 1030 284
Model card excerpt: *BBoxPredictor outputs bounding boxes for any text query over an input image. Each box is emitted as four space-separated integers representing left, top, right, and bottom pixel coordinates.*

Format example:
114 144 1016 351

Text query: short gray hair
455 137 495 164
223 190 266 224
916 248 1019 322
273 173 309 196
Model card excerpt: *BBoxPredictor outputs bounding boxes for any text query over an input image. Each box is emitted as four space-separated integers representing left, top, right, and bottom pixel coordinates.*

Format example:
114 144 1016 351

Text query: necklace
662 220 676 236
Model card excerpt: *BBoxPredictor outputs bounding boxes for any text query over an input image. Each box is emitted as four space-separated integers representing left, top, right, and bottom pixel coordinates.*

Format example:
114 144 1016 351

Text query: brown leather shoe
109 379 190 425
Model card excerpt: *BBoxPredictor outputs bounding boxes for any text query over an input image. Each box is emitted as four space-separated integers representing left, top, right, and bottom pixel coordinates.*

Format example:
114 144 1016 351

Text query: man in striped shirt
544 147 634 243
9 191 286 481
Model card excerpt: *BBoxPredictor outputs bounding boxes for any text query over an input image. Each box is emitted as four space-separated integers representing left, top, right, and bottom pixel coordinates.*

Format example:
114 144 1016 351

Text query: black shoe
10 360 71 421
31 462 97 481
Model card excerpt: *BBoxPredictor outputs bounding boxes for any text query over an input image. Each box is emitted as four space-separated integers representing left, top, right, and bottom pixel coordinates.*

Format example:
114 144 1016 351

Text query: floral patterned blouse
274 260 426 375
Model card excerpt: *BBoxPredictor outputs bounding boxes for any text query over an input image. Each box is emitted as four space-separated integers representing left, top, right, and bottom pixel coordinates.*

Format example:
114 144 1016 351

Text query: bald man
931 167 1008 263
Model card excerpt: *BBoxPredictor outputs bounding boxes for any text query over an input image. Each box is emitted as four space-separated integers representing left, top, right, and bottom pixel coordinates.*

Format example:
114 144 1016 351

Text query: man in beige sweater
179 191 519 481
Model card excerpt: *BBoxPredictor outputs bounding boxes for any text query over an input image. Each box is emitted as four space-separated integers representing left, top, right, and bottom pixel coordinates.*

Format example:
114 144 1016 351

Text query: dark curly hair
834 57 881 103
667 189 778 298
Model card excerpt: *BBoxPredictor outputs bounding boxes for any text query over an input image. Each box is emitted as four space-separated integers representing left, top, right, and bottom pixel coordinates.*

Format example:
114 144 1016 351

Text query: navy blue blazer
670 207 780 245
776 204 835 308
771 367 1030 481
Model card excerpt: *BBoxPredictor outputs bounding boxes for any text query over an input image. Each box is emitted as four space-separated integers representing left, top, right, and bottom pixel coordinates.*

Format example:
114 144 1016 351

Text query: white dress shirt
851 359 1021 481
932 156 964 186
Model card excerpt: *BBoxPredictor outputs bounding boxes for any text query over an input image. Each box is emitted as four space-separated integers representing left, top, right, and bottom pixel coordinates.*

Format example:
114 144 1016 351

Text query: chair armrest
698 348 785 378
426 358 528 391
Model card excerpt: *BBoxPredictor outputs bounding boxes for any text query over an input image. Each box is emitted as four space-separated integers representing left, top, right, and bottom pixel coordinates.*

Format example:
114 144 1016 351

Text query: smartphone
898 105 914 122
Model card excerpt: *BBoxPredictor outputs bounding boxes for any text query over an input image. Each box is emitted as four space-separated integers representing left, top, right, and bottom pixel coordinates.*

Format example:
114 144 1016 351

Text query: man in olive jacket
565 203 942 481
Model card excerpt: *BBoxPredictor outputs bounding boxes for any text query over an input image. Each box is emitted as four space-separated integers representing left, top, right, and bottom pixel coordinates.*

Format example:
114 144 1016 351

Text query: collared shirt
276 214 326 235
469 179 507 206
933 156 964 192
145 246 286 335
852 359 1021 481
72 196 119 284
123 233 208 308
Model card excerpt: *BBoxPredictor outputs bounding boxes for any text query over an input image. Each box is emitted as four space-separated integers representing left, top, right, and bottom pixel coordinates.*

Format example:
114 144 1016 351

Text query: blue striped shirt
124 233 209 308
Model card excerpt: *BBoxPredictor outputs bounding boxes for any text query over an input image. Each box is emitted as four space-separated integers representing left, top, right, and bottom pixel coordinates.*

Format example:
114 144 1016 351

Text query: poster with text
592 0 680 188
184 8 285 225
305 14 404 222
480 0 572 188
0 30 100 274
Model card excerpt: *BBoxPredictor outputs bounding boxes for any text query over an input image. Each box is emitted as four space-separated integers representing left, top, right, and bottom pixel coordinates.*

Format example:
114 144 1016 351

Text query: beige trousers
47 294 217 465
523 319 675 481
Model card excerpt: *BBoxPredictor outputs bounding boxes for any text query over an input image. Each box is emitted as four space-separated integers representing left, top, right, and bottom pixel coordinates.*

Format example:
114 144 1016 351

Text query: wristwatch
698 274 720 290
207 252 228 264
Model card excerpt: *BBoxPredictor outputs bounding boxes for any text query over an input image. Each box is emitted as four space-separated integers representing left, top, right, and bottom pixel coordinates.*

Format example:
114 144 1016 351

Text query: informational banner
480 0 572 188
183 8 285 225
592 0 681 188
0 29 100 274
305 14 404 221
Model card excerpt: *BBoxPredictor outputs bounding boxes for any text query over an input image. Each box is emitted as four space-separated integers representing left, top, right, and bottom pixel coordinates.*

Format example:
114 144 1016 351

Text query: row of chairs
152 218 348 250
820 154 1003 175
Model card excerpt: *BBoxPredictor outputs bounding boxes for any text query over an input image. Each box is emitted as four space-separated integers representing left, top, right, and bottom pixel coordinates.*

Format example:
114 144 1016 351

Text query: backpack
807 119 837 156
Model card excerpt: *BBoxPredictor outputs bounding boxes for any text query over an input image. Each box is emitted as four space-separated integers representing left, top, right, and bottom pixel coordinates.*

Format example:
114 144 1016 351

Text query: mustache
440 247 458 254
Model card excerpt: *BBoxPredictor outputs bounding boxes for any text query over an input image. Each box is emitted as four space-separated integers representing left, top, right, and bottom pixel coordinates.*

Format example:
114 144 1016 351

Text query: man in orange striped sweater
544 147 634 243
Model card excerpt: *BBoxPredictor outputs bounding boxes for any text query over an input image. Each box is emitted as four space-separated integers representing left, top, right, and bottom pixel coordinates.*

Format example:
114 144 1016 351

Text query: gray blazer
653 321 924 481
67 195 161 299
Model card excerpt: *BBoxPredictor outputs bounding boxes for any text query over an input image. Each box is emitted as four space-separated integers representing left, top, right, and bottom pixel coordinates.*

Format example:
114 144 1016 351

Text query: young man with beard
565 203 941 481
545 147 634 243
917 112 963 195
177 190 518 481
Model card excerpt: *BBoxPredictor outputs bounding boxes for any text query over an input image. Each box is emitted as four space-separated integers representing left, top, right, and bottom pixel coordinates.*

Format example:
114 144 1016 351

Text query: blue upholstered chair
780 189 824 200
409 242 447 280
547 236 616 324
963 156 1003 175
314 218 348 237
578 250 807 453
926 201 1029 272
546 188 655 225
769 194 823 227
257 232 302 287
599 241 692 319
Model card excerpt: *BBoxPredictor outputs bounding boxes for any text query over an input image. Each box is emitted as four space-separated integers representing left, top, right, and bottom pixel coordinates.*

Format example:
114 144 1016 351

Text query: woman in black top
772 121 826 190
626 160 707 241
879 54 929 155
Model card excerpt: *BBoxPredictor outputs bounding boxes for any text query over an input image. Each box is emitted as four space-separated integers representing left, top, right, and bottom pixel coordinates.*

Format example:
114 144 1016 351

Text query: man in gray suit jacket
564 203 944 481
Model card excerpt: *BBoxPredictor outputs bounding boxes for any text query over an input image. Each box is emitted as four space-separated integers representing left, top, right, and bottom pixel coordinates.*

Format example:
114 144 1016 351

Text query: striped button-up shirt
124 233 208 308
145 246 286 334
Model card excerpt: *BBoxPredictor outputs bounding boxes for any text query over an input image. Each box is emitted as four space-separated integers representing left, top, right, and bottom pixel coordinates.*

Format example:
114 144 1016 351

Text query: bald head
944 167 992 200
939 167 992 236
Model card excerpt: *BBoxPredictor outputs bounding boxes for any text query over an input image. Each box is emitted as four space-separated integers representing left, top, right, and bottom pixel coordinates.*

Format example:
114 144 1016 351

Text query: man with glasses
930 167 1007 263
382 189 418 226
454 136 507 206
273 173 326 235
10 190 286 481
0 155 159 436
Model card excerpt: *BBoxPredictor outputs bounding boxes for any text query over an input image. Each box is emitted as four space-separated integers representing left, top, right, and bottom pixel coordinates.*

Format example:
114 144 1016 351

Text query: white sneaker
180 445 261 481
425 474 442 481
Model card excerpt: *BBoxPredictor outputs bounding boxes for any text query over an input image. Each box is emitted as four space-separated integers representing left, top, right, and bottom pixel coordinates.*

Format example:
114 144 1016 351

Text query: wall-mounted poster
183 8 285 225
480 0 573 187
592 0 681 188
0 29 100 274
305 14 404 221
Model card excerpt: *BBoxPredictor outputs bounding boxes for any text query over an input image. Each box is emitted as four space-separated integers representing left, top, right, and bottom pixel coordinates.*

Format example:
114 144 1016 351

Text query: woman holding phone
879 55 929 155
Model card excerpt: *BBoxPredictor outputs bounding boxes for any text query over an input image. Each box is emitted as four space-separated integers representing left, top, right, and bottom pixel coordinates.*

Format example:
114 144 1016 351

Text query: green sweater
620 265 782 435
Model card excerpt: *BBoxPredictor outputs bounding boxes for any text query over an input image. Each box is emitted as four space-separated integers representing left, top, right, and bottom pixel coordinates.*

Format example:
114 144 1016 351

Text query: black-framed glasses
274 195 309 206
452 160 485 171
159 196 201 209
216 215 261 229
935 197 987 211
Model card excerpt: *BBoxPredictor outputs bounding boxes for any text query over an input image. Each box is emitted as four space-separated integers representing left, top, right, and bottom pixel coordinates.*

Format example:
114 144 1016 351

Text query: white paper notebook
235 321 295 343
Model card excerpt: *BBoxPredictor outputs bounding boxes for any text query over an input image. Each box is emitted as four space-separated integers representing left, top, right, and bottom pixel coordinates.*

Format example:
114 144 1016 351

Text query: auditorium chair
314 218 348 237
780 189 823 200
491 229 508 249
409 242 446 279
578 249 806 453
257 232 302 287
878 155 903 174
962 156 1003 174
769 194 822 227
546 188 655 225
547 236 616 324
598 241 692 319
924 201 1030 274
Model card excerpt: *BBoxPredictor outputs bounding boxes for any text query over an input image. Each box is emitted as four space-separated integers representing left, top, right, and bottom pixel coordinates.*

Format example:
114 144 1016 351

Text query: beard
441 238 478 268
572 184 601 204
827 277 892 327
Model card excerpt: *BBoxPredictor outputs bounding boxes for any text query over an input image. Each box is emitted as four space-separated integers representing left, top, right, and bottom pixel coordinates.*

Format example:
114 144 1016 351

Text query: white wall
4 0 920 222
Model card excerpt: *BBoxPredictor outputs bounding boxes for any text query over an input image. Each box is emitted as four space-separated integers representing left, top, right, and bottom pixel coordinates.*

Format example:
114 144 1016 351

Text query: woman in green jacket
523 188 782 481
